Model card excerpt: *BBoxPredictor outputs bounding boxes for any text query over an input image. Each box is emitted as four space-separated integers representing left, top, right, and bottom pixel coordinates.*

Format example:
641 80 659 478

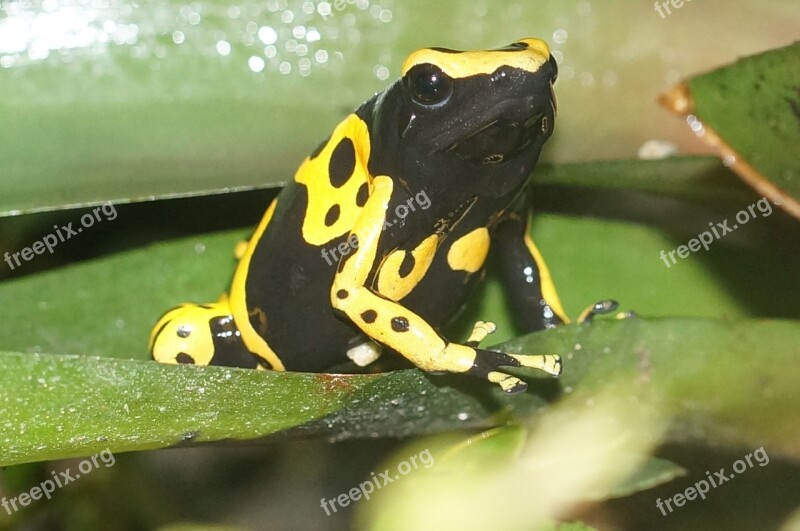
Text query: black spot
176 326 191 338
310 136 329 160
198 304 214 309
391 316 410 332
336 289 349 299
176 352 195 364
329 137 356 188
356 182 369 207
398 252 416 278
361 310 378 323
325 204 341 226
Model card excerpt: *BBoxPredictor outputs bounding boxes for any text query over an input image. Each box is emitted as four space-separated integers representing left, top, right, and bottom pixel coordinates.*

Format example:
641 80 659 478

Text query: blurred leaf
358 392 665 531
660 42 800 219
534 156 757 207
607 457 686 499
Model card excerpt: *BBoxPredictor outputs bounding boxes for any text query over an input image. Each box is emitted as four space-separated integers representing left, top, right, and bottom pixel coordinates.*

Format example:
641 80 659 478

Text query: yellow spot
402 38 550 79
447 227 490 273
295 114 372 246
377 234 439 301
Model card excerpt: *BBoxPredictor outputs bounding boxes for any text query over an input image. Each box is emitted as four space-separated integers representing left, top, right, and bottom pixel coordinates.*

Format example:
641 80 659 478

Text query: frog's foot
576 299 619 324
465 320 497 347
465 347 562 394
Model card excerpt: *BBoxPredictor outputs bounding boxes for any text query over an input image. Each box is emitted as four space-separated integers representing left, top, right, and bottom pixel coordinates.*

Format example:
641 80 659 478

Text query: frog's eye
405 63 453 107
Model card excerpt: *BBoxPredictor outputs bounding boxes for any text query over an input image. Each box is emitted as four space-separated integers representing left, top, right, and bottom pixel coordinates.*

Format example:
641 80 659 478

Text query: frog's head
371 38 558 195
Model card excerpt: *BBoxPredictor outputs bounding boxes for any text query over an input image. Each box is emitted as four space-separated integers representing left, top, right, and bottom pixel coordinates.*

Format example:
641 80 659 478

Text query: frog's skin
150 296 268 370
152 38 571 393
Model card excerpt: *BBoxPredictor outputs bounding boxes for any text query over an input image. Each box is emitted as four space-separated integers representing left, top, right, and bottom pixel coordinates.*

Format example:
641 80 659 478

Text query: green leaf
2 318 799 467
661 42 800 219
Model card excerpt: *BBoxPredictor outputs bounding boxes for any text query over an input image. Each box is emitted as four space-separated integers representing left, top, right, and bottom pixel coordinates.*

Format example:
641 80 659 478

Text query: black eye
405 64 453 107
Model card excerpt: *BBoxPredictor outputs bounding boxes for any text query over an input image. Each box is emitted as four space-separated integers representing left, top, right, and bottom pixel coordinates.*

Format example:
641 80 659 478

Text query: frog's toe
577 299 619 324
487 371 528 394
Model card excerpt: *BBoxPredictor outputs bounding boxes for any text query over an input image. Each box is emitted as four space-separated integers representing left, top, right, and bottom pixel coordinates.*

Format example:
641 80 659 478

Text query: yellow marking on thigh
295 114 372 246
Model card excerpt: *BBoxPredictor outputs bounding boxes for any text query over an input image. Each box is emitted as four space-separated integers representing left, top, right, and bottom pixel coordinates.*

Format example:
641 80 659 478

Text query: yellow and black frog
151 38 610 393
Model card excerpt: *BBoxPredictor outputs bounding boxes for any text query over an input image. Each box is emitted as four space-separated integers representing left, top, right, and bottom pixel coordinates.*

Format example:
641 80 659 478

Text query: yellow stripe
229 199 285 370
402 38 550 78
523 228 569 324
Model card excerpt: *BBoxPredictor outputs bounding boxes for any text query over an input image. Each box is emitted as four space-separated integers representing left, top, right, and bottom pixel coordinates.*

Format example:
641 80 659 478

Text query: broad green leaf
4 0 796 215
661 42 800 219
2 318 799 467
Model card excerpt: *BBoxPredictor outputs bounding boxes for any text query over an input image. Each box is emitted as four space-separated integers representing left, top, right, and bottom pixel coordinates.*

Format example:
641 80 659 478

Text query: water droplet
248 56 265 73
216 40 231 56
258 26 278 45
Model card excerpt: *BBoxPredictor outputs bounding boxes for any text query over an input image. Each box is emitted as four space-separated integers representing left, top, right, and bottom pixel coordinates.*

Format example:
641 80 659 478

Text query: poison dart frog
151 38 614 393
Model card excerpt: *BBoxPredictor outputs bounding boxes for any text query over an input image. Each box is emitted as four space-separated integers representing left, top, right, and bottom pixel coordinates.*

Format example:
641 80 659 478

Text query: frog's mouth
446 111 544 165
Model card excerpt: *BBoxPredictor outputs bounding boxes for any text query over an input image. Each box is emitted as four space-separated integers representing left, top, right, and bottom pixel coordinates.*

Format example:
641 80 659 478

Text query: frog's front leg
330 176 560 393
494 205 569 332
494 204 619 329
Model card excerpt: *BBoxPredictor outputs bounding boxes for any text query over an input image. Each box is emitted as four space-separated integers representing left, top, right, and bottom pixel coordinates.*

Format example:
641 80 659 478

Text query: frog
151 38 612 393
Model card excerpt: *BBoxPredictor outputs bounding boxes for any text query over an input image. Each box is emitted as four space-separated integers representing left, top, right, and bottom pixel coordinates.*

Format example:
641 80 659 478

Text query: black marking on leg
176 352 195 364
